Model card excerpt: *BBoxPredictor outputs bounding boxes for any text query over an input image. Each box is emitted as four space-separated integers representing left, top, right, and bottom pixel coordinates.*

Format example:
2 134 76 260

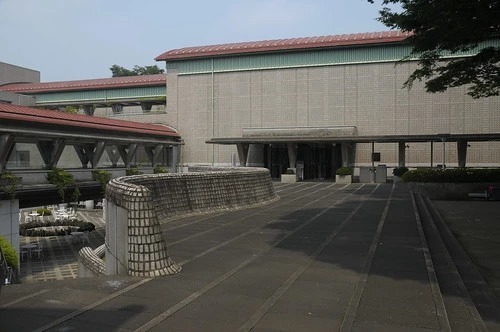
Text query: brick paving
18 209 106 282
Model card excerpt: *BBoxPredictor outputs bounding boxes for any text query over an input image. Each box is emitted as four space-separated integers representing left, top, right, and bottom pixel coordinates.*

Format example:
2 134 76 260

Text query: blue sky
0 0 394 82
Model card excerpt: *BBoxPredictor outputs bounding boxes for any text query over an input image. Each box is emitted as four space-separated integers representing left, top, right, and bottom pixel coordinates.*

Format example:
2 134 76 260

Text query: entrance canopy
207 132 500 145
207 127 500 172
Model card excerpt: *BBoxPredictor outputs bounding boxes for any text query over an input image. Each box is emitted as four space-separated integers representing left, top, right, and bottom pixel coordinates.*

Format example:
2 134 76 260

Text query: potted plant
281 168 298 183
335 167 353 184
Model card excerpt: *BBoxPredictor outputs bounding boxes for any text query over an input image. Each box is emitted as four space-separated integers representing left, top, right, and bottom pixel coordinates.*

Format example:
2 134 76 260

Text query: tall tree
110 64 164 77
368 0 500 98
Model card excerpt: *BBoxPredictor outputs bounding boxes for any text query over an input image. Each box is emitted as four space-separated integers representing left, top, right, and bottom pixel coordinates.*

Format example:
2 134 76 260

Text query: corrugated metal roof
155 31 412 61
0 74 166 94
0 104 179 138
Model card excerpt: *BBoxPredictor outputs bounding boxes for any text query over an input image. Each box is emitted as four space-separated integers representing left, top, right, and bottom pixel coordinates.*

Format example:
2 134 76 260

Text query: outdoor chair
31 242 44 260
20 247 29 261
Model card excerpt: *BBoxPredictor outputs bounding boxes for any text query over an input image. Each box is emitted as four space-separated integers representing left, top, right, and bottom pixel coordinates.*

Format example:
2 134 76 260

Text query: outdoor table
20 243 38 258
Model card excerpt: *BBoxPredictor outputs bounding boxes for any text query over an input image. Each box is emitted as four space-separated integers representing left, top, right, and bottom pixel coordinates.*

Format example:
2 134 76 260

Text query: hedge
0 235 18 269
401 168 500 183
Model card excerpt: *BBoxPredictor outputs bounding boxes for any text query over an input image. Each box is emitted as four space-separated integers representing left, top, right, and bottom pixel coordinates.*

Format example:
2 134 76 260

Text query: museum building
155 31 500 180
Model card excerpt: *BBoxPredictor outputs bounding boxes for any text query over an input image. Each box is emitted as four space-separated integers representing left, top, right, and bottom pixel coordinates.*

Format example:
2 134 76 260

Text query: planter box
281 174 298 183
335 175 352 184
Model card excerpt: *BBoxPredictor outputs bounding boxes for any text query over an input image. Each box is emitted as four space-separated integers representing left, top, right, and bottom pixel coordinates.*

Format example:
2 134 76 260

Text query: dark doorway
265 143 342 180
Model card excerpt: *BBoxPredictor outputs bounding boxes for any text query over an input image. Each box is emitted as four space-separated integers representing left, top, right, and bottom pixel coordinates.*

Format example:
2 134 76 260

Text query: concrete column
105 200 128 275
287 143 297 169
457 140 468 168
173 145 182 171
341 143 353 167
0 134 15 171
442 139 447 169
111 104 123 114
105 146 120 167
92 141 106 168
118 144 138 168
398 141 406 167
140 102 153 112
246 144 265 167
37 139 65 169
0 199 20 272
236 144 249 167
430 141 434 167
82 105 95 116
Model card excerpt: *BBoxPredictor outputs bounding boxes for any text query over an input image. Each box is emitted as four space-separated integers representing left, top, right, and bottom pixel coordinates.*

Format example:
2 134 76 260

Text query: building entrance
264 144 342 180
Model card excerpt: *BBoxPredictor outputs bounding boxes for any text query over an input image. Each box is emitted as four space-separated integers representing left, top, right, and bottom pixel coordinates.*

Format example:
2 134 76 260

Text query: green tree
367 0 500 98
110 64 165 77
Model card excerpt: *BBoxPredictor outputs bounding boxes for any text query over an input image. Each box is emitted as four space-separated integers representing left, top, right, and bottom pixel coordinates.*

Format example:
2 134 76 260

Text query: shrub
0 171 21 201
36 208 52 216
19 219 96 237
284 169 295 175
126 166 143 176
392 166 409 177
153 165 168 174
401 168 500 183
92 170 112 194
47 168 79 202
336 167 353 176
0 235 18 269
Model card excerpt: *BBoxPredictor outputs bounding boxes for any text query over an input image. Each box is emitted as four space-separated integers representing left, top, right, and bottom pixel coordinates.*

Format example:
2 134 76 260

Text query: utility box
375 165 387 183
359 167 373 183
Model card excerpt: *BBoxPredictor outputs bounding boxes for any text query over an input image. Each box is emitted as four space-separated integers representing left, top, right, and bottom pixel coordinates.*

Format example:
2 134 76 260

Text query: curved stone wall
80 167 278 277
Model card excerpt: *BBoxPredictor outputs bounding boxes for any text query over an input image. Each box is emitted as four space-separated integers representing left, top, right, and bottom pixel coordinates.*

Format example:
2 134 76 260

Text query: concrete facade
161 39 500 172
0 61 40 86
0 62 38 106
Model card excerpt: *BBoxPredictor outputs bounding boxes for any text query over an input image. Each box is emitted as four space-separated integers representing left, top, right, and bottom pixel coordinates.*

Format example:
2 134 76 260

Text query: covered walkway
0 103 182 171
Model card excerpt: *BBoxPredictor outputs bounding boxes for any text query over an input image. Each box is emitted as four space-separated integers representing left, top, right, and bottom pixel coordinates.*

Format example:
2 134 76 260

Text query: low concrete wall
79 167 278 277
405 182 500 200
78 244 106 277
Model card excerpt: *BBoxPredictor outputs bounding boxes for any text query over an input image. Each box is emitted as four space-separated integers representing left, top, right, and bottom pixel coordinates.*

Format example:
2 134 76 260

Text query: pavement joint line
169 182 349 246
163 212 225 230
0 289 50 308
32 278 153 332
412 192 452 332
17 183 355 330
237 185 379 331
135 184 368 332
421 195 488 331
339 183 395 332
177 183 359 265
164 182 325 233
19 185 342 331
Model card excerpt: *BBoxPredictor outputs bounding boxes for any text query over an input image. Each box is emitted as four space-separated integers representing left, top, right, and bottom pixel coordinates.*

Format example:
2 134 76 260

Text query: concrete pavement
1 182 499 331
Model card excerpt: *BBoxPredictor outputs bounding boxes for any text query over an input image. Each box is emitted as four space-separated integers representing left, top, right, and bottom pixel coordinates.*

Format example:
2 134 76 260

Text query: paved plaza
1 182 500 331
17 209 106 283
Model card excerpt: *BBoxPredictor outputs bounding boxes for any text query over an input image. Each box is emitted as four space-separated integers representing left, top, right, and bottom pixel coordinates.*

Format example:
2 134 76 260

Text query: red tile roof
0 74 166 94
155 30 412 61
0 104 179 138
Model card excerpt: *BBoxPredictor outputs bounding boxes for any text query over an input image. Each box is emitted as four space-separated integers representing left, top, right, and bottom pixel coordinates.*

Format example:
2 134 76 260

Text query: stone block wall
80 167 278 277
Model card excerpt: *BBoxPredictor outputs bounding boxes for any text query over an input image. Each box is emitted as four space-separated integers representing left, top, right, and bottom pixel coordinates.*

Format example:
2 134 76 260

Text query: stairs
413 192 500 331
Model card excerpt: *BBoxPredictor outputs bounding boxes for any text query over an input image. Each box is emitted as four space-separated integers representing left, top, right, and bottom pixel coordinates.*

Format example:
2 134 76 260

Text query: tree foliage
110 64 164 77
367 0 500 98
